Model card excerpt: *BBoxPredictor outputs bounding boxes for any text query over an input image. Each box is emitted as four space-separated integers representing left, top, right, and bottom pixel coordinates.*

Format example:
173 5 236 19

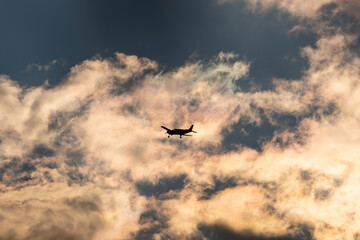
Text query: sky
0 0 360 239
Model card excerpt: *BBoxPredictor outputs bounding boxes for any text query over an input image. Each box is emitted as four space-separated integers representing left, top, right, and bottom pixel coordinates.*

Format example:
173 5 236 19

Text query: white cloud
1 29 360 239
218 0 334 18
218 0 360 20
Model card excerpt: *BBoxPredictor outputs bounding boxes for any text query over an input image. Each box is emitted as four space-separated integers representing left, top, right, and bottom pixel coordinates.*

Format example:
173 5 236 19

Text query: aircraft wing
161 126 171 131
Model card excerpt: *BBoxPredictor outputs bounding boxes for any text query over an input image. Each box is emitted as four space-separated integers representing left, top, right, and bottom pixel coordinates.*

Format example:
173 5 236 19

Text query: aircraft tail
189 125 193 131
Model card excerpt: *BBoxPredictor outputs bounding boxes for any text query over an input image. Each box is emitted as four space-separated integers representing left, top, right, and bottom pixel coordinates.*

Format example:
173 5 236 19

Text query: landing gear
180 135 182 138
168 135 170 138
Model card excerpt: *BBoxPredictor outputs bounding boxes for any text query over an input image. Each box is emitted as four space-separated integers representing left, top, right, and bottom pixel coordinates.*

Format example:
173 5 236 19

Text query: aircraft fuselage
161 125 196 138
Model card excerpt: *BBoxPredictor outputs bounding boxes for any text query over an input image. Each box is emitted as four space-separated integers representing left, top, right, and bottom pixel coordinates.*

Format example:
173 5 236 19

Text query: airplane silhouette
161 125 197 138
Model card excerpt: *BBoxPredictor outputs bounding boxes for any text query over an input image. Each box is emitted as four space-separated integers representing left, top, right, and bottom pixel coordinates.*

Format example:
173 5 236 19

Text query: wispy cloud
25 59 62 72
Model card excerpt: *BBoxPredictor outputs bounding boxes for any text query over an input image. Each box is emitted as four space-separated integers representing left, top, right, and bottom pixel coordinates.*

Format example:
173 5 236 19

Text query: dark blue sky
0 0 315 87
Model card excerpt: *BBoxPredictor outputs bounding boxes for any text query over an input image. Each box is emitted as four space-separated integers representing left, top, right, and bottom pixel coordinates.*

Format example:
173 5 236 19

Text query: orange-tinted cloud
1 29 360 240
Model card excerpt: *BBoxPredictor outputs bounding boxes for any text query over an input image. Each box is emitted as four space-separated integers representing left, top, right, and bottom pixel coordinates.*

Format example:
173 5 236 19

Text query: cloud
339 0 360 19
1 18 360 239
0 52 252 239
196 223 313 240
217 0 334 18
218 0 360 21
135 174 188 199
25 59 61 72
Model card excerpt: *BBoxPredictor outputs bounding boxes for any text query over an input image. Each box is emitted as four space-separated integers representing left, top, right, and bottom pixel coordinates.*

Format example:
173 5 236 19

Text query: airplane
161 125 197 138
